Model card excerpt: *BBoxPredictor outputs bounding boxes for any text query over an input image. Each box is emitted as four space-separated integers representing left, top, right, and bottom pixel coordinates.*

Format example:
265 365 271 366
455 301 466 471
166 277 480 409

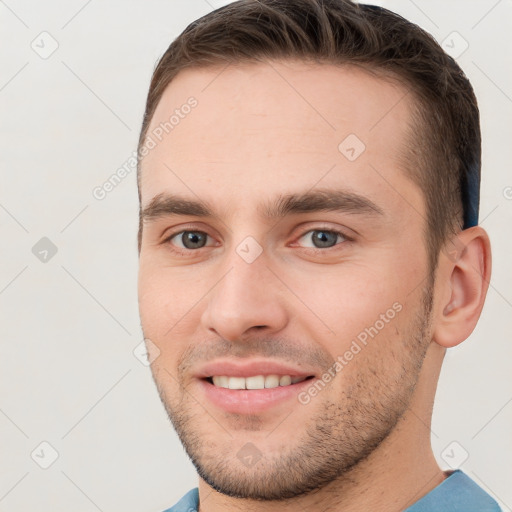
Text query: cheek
138 262 189 340
288 264 401 340
138 269 167 335
138 261 211 377
138 273 185 385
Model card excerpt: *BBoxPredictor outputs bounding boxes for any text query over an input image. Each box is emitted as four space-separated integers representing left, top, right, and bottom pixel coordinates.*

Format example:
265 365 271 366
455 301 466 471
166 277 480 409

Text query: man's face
138 61 434 499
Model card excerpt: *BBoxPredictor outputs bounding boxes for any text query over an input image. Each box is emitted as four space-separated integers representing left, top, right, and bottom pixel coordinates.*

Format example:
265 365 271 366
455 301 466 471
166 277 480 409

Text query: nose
200 251 289 342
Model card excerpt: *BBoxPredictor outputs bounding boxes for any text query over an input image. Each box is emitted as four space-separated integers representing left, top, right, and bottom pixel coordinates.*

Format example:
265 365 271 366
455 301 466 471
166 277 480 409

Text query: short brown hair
136 0 481 274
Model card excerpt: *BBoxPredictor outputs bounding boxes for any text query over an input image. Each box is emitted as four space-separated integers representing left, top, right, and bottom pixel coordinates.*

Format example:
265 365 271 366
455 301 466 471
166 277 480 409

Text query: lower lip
197 378 315 414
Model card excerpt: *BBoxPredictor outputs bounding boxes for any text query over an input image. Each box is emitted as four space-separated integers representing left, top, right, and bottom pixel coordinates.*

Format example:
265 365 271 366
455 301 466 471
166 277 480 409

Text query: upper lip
195 359 316 379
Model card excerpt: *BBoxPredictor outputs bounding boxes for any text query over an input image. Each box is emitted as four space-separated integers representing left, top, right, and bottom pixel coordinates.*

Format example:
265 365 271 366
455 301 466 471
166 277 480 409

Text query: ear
432 226 492 348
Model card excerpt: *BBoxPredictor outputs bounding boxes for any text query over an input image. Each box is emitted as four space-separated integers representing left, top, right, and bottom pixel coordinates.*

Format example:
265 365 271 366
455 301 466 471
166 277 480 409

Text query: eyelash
162 226 351 256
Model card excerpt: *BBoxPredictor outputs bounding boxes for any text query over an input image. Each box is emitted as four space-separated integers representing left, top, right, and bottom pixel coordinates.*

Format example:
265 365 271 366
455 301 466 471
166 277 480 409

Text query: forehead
139 60 421 221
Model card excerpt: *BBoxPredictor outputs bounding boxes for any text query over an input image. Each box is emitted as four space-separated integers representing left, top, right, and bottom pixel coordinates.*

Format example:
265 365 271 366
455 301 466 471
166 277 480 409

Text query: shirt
162 470 502 511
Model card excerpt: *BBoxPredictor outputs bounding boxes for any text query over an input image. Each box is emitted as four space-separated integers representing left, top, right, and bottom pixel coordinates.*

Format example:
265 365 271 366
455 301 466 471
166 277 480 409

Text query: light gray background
0 1 511 510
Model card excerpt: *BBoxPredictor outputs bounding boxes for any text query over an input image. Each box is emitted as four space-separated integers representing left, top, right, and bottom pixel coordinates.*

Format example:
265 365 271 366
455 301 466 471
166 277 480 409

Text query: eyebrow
141 188 385 222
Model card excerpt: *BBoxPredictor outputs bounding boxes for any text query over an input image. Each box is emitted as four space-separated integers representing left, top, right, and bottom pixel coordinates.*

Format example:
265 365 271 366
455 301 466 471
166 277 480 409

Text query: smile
207 374 311 389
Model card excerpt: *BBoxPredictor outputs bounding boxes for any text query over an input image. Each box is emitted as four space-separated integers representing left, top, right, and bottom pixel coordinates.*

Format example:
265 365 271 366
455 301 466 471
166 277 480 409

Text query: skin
137 60 491 511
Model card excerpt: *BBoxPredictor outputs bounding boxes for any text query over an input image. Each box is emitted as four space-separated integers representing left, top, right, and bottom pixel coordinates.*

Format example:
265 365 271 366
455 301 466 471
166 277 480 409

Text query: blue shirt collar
163 470 501 511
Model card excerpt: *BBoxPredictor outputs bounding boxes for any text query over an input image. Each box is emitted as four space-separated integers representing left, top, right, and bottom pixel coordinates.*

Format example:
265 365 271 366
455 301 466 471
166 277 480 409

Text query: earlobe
432 226 492 348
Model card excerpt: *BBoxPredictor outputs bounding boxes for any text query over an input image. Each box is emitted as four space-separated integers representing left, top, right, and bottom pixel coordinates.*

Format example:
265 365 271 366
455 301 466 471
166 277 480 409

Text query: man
136 0 499 510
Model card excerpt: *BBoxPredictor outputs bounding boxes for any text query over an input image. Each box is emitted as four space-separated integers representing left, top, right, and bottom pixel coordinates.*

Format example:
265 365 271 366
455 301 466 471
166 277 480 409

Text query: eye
165 230 214 251
162 227 349 255
297 228 347 249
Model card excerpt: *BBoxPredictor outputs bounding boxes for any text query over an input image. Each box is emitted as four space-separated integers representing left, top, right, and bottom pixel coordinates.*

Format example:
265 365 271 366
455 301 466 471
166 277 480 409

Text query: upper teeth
212 375 307 390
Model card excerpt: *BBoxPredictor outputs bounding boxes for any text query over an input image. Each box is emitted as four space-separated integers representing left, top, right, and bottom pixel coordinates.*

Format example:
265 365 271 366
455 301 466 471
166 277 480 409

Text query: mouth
203 374 315 389
194 359 320 414
198 374 317 415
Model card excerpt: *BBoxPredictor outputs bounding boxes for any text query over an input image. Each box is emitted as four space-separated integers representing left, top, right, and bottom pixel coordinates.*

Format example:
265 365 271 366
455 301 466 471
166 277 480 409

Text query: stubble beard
150 283 434 500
